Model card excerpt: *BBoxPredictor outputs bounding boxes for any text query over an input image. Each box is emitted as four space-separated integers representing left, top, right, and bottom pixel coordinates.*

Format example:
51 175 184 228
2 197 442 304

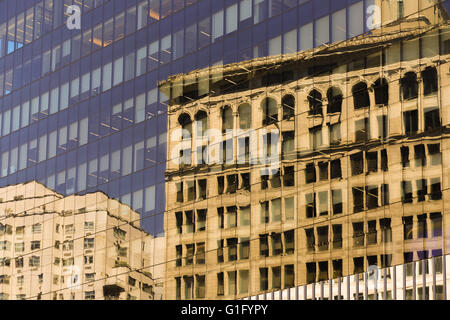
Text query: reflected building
0 181 164 300
161 2 450 300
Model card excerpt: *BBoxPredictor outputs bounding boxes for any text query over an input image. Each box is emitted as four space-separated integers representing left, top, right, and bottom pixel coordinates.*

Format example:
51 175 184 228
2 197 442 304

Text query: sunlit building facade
162 2 450 300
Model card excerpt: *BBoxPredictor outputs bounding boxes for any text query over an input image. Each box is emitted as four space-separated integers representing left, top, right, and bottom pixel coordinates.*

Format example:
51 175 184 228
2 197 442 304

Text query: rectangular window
228 271 237 296
212 10 224 41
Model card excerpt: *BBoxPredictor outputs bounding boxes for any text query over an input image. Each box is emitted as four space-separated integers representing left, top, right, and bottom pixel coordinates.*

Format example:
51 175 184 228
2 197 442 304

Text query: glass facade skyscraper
0 0 411 236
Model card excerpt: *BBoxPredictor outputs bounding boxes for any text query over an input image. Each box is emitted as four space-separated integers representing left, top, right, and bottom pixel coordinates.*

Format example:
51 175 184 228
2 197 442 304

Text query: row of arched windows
177 67 438 135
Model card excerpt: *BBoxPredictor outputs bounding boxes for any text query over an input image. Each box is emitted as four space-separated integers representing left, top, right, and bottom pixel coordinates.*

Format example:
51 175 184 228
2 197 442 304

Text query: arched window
222 106 233 133
308 90 322 115
352 82 370 109
178 113 192 140
422 67 438 96
262 97 278 125
195 110 208 137
238 103 251 129
401 72 418 100
282 94 295 120
327 87 342 114
373 78 389 106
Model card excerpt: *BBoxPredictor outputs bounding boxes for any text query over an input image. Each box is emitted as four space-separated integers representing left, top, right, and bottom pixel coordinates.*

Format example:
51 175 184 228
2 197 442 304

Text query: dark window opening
353 187 364 213
373 78 389 105
260 234 269 257
227 238 238 261
284 265 295 289
366 151 378 173
401 146 410 167
352 82 370 109
332 225 342 249
380 218 392 243
218 176 224 195
175 212 183 234
327 87 343 113
418 214 428 239
283 166 295 187
354 257 364 274
381 149 388 171
330 159 342 179
332 260 343 279
430 178 442 200
351 152 364 176
262 97 278 125
284 230 295 255
260 268 269 291
403 110 418 135
318 162 328 181
401 72 418 100
282 94 295 120
198 179 207 200
402 181 413 203
403 216 413 240
261 174 269 190
381 184 390 206
424 108 440 132
305 163 316 184
306 228 315 252
367 220 377 245
308 89 323 115
355 118 370 142
422 67 438 95
226 174 238 194
217 240 224 263
241 173 250 191
317 226 329 251
306 193 316 218
306 263 316 284
353 222 365 247
332 189 342 215
271 233 283 256
416 179 427 202
218 207 224 229
318 261 328 281
366 186 378 210
430 212 442 237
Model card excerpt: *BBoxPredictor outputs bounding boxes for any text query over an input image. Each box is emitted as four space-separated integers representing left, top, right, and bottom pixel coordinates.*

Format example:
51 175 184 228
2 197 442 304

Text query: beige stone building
161 1 450 300
0 181 164 300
